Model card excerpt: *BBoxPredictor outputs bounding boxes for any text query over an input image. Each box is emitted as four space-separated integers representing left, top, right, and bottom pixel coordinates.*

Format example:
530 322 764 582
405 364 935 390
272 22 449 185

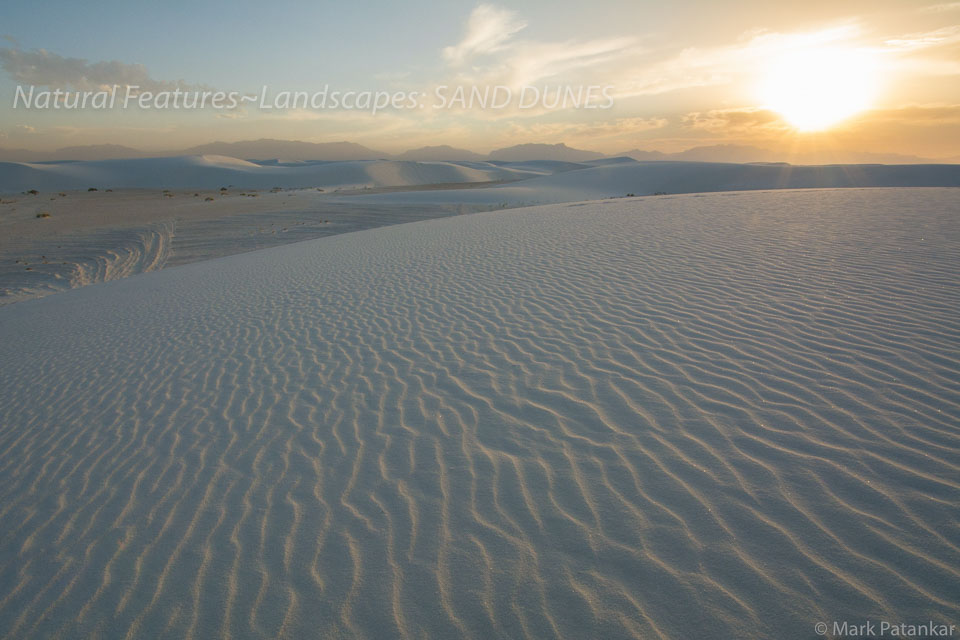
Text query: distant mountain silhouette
395 145 486 161
615 144 939 165
180 139 387 161
0 139 950 165
488 143 605 162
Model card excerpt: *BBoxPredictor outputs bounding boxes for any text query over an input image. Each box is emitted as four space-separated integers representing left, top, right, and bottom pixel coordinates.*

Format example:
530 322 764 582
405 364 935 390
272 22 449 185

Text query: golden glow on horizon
760 48 879 132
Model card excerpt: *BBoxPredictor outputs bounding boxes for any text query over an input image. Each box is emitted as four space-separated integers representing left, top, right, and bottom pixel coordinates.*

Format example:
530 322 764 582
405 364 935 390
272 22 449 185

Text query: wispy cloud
505 37 637 87
858 103 960 124
441 4 637 88
509 116 668 141
883 25 960 51
442 5 527 65
611 19 960 100
682 107 787 133
920 2 960 12
615 24 862 97
678 103 960 146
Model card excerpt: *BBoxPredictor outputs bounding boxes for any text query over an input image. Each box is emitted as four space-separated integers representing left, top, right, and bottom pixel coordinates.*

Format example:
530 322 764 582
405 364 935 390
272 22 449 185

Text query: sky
1 0 958 159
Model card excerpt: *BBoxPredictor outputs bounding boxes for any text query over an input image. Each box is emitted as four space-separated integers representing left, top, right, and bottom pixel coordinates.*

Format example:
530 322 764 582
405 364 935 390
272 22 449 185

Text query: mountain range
0 138 955 164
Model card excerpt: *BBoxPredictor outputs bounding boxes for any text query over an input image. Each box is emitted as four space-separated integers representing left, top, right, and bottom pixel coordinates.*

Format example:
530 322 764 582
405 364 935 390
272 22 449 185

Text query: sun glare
760 47 879 132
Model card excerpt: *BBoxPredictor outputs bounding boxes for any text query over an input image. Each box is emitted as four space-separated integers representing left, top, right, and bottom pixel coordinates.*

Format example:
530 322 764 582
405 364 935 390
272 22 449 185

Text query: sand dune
347 160 960 205
0 189 490 305
0 155 569 193
0 220 175 305
7 155 958 200
1 188 958 639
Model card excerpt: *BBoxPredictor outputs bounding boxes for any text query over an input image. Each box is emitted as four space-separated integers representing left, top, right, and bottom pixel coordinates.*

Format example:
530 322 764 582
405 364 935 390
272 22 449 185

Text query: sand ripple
0 188 958 639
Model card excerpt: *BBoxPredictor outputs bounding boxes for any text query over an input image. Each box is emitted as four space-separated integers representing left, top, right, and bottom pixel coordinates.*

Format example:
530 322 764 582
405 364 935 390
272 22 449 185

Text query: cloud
682 107 788 133
920 2 960 12
884 25 960 51
443 5 527 65
611 20 960 100
15 124 36 133
680 104 960 139
441 4 637 88
0 47 205 92
854 103 960 124
615 24 862 97
510 116 668 141
215 110 248 120
506 37 638 87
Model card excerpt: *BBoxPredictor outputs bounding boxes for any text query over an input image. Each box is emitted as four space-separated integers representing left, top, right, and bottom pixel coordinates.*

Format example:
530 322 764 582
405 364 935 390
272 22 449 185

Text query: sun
760 47 879 132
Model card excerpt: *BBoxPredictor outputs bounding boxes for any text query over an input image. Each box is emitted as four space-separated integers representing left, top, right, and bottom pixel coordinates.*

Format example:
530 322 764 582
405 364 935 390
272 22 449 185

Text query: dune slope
0 156 560 192
346 161 960 205
0 188 958 639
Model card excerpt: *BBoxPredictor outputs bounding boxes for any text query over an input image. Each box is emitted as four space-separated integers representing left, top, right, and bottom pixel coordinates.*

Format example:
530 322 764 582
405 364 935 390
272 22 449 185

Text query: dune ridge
0 195 486 305
4 156 959 198
347 161 960 205
0 156 560 192
0 222 174 304
0 188 958 639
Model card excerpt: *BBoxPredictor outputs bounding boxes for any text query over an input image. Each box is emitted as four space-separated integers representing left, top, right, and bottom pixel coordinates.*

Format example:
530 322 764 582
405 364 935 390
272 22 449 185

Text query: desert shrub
36 212 51 218
88 187 98 192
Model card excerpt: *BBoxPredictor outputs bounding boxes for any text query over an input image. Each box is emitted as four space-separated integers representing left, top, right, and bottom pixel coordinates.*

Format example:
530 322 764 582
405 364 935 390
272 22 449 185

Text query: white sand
0 188 958 639
6 155 958 200
4 158 959 306
346 160 960 206
0 188 489 305
0 155 573 193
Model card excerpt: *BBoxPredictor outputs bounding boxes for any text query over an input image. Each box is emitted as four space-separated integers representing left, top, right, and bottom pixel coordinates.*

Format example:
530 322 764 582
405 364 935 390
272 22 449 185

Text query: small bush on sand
205 197 215 201
88 187 98 192
27 189 39 195
36 212 51 218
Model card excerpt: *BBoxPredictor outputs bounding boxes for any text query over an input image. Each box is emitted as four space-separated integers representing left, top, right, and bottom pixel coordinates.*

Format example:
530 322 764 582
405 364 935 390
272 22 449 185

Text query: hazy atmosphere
1 0 959 161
